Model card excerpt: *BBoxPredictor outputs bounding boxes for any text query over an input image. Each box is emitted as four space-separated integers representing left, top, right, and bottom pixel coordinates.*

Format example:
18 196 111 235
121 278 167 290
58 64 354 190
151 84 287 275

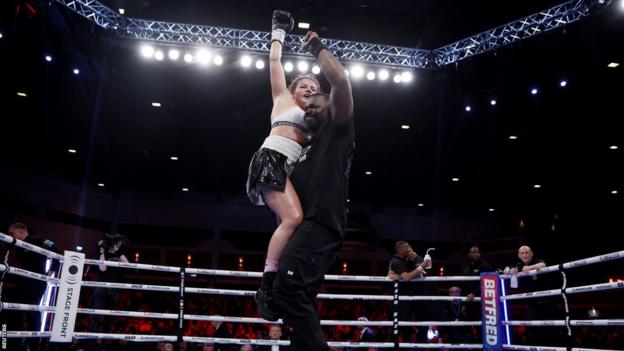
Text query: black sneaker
255 288 279 321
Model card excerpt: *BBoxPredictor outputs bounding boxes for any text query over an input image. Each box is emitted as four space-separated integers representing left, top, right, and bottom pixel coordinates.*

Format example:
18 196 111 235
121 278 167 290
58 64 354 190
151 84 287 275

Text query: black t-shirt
389 254 423 295
511 257 546 291
96 249 126 283
290 118 355 235
11 234 60 277
461 259 494 296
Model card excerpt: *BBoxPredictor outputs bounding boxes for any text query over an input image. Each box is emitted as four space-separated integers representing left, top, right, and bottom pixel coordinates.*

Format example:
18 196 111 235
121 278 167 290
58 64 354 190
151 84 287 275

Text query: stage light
311 65 321 75
152 102 161 107
68 149 77 153
350 65 364 79
401 71 413 83
118 8 125 15
183 53 193 63
465 106 471 112
240 55 252 68
297 61 309 72
533 184 541 188
154 50 164 61
490 99 497 106
366 71 376 80
97 183 105 187
531 88 538 95
182 187 189 192
213 55 223 66
393 74 402 83
170 156 178 161
168 49 180 61
196 49 211 64
284 61 294 72
255 59 265 69
45 55 52 62
401 125 410 130
141 45 155 59
560 80 567 87
73 68 80 75
378 69 389 81
298 22 310 29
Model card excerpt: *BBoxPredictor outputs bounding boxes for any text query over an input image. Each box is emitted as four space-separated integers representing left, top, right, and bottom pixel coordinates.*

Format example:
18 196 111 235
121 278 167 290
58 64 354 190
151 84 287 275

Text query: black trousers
89 287 119 333
272 220 342 351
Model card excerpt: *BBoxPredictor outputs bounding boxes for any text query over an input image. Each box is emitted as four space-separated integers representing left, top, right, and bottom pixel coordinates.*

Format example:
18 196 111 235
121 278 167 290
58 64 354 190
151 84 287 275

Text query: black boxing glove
271 10 294 45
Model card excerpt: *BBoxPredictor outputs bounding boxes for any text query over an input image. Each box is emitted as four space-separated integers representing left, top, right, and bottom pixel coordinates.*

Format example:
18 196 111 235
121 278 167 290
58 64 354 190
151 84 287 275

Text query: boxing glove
271 10 294 44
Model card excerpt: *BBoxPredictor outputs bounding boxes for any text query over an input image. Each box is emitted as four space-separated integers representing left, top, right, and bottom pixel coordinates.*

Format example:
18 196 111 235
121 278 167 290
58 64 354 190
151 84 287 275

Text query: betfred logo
480 273 503 350
483 278 498 345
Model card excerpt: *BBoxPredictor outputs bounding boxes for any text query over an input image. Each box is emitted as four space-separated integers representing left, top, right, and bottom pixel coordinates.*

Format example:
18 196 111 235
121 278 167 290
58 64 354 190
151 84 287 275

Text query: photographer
89 233 128 333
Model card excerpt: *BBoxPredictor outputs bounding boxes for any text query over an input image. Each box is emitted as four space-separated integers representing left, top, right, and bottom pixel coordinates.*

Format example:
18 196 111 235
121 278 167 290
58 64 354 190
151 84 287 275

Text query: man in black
1 222 60 351
461 245 493 334
503 245 551 345
266 29 354 351
90 233 129 333
387 241 430 343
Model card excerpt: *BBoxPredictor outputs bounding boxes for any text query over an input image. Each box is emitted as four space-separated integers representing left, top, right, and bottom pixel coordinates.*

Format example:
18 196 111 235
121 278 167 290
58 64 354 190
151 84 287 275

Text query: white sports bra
271 106 312 138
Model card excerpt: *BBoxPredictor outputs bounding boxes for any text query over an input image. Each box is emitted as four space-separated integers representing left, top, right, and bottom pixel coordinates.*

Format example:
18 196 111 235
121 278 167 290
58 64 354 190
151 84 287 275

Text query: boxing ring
1 232 622 350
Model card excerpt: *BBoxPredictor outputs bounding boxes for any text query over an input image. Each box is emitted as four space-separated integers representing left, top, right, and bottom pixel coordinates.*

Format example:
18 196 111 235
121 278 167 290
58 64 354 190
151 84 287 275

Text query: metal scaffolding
54 0 613 68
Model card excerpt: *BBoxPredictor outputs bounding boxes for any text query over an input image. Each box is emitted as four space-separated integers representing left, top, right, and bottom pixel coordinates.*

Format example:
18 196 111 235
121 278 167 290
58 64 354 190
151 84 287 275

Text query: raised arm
302 31 353 124
269 10 295 101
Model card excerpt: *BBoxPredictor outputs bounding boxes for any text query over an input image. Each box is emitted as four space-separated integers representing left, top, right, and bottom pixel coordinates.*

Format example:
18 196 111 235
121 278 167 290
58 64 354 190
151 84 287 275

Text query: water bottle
510 274 518 289
424 248 435 269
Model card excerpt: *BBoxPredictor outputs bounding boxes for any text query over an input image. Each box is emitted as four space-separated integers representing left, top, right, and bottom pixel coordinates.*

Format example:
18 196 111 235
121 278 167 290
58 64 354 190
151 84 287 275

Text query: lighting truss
433 0 613 66
55 0 614 68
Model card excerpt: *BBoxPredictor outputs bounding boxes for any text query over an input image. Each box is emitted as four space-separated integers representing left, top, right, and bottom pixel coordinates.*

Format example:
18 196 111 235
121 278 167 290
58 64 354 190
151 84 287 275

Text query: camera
102 233 123 249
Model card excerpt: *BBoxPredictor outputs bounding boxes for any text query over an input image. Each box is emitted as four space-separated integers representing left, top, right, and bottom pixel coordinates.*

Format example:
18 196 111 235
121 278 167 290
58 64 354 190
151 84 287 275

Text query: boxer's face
292 78 320 109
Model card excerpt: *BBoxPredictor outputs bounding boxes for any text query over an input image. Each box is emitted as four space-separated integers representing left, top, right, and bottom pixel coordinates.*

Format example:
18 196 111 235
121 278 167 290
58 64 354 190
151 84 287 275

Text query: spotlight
154 50 164 61
490 99 497 106
607 62 620 68
533 184 541 188
68 149 77 154
531 88 538 95
401 71 413 83
240 55 252 68
0 33 3 39
560 80 567 87
170 156 179 161
284 62 294 72
213 55 223 66
152 102 161 107
45 55 53 62
76 246 83 252
509 135 518 140
609 145 618 150
118 8 125 15
141 45 155 59
16 92 27 97
255 59 265 69
297 61 309 72
311 65 321 75
350 65 364 79
73 68 80 75
401 125 410 130
97 183 105 187
182 187 189 192
196 49 211 64
465 106 471 112
298 22 310 29
611 190 618 195
365 171 372 175
392 74 402 83
366 71 376 80
183 53 194 63
378 69 389 81
168 49 180 61
452 177 460 182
